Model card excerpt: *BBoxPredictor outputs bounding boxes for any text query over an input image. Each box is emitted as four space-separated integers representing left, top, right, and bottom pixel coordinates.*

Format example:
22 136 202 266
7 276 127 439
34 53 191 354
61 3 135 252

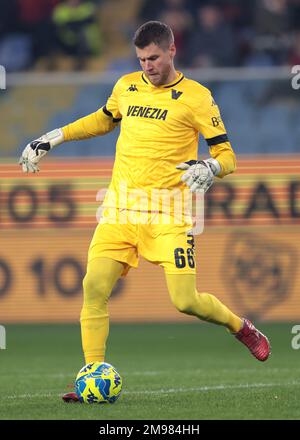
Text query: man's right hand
19 128 64 173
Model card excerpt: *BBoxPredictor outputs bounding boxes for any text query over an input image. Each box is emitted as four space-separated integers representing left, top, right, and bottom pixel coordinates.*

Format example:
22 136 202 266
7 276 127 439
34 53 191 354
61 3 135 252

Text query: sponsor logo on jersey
127 84 138 91
171 89 182 100
211 116 223 127
127 105 168 120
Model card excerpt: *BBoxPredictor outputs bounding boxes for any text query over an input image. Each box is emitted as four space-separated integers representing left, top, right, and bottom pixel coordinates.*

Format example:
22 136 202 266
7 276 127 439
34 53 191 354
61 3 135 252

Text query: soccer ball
75 362 122 404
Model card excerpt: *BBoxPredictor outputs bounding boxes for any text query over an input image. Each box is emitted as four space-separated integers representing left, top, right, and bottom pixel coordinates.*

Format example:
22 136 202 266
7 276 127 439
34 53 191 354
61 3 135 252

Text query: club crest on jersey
127 84 138 92
127 105 168 120
171 89 182 100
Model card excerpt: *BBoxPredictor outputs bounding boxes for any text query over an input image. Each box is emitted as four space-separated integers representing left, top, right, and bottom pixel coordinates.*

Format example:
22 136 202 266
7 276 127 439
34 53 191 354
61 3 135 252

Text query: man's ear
169 43 176 58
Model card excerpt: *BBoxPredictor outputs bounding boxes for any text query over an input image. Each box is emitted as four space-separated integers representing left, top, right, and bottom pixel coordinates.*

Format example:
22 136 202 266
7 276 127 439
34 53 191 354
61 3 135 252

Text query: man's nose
145 60 153 71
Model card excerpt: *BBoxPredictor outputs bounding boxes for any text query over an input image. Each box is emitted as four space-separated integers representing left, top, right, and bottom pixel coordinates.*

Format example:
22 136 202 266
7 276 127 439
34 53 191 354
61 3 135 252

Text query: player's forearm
62 108 118 141
209 142 237 178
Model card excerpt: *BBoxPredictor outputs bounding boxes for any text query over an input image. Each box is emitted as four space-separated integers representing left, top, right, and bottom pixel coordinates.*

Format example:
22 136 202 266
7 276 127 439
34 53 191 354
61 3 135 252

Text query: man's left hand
176 158 221 193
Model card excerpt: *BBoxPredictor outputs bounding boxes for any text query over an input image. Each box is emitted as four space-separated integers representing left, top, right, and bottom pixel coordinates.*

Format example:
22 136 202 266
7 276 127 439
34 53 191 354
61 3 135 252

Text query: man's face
136 42 176 86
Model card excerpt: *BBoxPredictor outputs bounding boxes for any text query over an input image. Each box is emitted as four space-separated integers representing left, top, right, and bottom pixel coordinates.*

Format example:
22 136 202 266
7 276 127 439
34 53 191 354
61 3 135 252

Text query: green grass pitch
0 322 300 420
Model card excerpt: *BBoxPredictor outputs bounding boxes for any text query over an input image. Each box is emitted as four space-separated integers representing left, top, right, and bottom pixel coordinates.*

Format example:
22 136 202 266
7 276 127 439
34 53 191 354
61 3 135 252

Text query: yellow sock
195 291 243 333
80 257 124 364
80 311 108 364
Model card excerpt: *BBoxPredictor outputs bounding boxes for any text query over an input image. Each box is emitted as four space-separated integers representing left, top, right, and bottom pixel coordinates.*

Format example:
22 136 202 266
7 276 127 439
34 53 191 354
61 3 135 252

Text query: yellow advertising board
0 156 299 322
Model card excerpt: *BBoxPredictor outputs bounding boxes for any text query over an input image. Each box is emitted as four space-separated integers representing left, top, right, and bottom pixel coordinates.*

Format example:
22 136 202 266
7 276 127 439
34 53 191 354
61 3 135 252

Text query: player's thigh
141 223 196 275
88 221 139 273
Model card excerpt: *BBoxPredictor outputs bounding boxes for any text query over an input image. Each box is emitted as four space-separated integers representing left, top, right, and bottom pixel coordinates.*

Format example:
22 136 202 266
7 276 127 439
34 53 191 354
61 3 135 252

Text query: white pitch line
123 381 300 395
0 371 162 379
1 367 299 379
5 381 300 400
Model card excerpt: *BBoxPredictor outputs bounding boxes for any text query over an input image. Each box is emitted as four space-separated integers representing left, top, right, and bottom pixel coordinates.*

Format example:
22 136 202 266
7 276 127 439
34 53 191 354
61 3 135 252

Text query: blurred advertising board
0 156 299 322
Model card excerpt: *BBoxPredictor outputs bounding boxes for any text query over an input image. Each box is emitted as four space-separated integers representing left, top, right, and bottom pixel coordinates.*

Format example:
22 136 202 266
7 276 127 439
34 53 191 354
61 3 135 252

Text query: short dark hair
133 21 174 49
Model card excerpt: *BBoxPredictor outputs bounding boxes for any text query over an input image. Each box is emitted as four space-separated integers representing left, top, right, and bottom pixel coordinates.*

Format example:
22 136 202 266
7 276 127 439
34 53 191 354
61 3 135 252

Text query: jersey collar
141 71 184 88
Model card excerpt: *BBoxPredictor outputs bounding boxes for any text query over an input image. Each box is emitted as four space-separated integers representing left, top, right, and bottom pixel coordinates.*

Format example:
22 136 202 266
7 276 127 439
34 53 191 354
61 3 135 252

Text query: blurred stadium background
1 0 300 421
1 0 299 324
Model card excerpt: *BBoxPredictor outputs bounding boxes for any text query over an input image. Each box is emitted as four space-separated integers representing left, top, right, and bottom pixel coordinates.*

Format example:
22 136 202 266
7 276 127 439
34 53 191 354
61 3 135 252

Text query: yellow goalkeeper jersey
62 71 236 212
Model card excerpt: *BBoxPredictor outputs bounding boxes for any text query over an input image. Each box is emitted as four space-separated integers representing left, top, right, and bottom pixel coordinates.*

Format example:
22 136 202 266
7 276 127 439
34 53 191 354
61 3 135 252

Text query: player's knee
175 300 195 315
170 290 196 315
82 272 111 304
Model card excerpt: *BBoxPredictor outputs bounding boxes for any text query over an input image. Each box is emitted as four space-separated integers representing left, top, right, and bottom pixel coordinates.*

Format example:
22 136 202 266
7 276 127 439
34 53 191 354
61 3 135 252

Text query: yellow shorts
88 211 196 275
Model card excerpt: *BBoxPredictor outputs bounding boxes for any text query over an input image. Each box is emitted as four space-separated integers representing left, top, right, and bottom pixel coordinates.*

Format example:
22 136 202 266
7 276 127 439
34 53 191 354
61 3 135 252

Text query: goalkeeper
19 21 270 402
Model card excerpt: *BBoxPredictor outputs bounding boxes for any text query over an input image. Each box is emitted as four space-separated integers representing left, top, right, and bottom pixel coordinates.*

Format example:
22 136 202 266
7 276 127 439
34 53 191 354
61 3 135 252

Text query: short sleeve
103 79 122 121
